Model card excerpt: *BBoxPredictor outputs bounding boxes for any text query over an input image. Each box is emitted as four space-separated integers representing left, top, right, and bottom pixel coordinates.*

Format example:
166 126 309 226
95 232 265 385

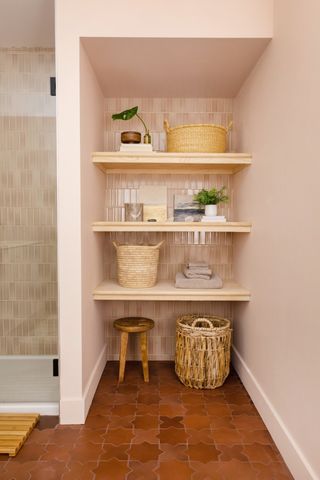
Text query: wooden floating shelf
93 280 250 302
92 152 252 174
92 221 252 233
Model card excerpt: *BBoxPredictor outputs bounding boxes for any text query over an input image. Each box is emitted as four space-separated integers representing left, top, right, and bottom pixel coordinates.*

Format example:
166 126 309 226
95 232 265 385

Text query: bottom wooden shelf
93 280 250 301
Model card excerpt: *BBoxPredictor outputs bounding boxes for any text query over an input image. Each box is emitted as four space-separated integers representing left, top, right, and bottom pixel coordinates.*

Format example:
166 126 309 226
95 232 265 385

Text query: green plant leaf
194 186 228 205
112 106 138 121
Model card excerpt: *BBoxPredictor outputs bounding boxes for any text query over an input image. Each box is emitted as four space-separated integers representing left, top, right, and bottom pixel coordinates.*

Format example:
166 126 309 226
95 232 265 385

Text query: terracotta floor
0 361 294 479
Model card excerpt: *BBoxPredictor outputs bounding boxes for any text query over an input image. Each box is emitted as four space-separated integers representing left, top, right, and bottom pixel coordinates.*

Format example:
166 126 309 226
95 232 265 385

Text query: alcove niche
79 36 269 360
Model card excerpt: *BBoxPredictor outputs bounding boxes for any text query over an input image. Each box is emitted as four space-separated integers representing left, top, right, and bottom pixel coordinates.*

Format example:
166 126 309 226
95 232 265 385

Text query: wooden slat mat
0 414 40 456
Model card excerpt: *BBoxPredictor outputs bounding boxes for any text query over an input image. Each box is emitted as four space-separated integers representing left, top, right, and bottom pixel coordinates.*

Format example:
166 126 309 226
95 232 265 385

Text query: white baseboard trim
232 346 318 480
83 344 107 418
60 345 107 424
0 402 59 415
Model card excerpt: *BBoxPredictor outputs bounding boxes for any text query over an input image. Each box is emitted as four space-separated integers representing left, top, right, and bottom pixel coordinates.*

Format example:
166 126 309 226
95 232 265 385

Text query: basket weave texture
113 241 164 288
175 314 232 389
164 120 232 153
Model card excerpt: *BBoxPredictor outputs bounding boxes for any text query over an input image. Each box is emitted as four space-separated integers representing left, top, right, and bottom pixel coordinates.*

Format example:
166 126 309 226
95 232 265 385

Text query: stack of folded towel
175 261 223 289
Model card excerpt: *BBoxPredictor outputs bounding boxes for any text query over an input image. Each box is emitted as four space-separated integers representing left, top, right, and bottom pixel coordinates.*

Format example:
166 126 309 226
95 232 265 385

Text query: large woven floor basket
164 120 232 153
113 241 163 288
175 314 232 389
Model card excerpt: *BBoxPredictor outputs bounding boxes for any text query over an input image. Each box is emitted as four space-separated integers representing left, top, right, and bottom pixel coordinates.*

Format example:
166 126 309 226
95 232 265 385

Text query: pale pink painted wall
233 0 320 478
55 0 274 423
79 44 106 399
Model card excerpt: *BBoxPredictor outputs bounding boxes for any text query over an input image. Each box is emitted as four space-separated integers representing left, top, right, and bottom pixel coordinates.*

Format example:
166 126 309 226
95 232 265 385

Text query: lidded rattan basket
175 314 232 389
164 120 232 153
113 241 164 288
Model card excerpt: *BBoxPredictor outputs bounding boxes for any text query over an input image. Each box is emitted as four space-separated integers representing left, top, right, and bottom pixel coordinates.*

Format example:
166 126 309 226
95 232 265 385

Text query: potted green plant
112 106 151 144
194 186 228 216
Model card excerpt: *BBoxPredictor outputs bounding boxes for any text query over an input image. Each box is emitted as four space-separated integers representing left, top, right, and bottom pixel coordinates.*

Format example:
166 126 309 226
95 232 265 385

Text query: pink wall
233 0 320 478
80 43 106 413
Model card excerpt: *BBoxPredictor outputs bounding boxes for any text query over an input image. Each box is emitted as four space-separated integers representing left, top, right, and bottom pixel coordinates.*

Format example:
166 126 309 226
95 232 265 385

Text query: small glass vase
124 203 143 222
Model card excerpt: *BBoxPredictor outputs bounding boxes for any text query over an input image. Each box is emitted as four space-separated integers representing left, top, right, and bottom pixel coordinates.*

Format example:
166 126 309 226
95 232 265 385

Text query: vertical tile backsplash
103 97 235 360
0 49 57 355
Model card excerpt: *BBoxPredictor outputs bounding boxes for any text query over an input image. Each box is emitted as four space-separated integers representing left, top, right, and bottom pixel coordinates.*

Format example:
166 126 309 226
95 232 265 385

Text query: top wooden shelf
92 152 252 174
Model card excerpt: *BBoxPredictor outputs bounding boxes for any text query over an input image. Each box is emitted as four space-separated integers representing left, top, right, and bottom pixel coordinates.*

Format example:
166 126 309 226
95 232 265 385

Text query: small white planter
205 204 217 216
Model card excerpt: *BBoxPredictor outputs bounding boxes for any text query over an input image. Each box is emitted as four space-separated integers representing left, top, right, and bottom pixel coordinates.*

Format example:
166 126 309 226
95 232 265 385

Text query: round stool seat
114 317 154 333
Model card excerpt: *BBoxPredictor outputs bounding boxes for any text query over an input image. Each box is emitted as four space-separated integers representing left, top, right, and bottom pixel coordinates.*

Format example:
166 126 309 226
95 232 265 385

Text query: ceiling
0 0 54 48
82 37 270 98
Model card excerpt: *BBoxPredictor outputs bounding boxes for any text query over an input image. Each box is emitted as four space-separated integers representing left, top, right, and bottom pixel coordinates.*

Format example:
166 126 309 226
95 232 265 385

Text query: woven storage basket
113 241 164 288
164 120 232 153
175 314 232 389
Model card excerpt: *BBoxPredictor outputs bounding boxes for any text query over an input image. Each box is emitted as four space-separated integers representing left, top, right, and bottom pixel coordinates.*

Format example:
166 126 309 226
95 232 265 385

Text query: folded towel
186 261 209 268
185 266 212 275
183 268 211 280
175 272 223 289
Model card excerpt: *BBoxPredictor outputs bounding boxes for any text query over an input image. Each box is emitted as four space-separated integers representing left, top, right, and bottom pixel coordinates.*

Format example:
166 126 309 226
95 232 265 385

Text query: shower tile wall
103 98 234 360
0 49 57 355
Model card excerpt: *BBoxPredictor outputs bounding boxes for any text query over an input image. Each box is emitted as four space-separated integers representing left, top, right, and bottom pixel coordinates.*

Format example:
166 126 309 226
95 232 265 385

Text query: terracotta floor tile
159 403 187 417
108 415 135 429
138 394 160 405
113 393 137 405
209 416 235 429
100 443 130 461
4 362 292 479
217 459 259 480
190 460 223 480
47 427 81 445
160 416 184 429
111 404 137 416
183 414 213 430
159 443 188 461
25 428 55 445
238 428 274 444
211 427 243 444
243 443 284 464
9 444 47 463
156 460 194 480
252 461 294 479
127 460 159 480
28 461 66 480
158 426 189 444
69 440 104 462
216 444 248 462
233 414 267 430
129 441 162 462
132 428 160 444
103 427 134 445
84 414 110 429
93 459 130 480
36 416 59 430
62 461 97 479
40 443 73 462
78 427 107 444
186 442 221 462
186 429 215 445
136 403 159 416
133 414 159 430
184 404 207 415
205 403 231 416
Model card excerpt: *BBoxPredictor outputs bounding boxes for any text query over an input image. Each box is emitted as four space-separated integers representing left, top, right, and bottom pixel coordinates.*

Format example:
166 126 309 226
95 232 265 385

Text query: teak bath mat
0 413 40 456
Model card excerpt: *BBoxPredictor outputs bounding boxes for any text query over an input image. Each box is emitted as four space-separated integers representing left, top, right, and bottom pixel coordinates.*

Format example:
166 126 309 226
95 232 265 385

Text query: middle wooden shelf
92 221 252 233
93 279 250 302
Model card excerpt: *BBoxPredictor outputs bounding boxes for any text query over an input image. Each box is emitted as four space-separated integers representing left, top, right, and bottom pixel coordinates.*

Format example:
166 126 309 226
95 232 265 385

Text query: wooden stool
113 317 154 383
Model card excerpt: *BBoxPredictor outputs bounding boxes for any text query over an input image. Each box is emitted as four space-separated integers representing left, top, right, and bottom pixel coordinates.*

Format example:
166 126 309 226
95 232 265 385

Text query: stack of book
120 143 153 152
201 215 226 222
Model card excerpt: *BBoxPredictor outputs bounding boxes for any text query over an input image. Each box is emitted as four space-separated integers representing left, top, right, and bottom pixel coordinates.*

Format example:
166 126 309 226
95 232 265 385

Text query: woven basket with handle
175 314 232 389
113 241 164 288
164 120 233 153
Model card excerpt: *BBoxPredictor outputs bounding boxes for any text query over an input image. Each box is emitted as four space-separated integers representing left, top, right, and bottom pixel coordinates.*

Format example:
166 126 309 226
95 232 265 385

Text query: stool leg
140 332 149 382
119 332 128 383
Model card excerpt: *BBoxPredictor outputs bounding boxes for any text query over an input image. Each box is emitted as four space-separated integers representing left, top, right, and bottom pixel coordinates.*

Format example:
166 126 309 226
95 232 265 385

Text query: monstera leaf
112 106 138 121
